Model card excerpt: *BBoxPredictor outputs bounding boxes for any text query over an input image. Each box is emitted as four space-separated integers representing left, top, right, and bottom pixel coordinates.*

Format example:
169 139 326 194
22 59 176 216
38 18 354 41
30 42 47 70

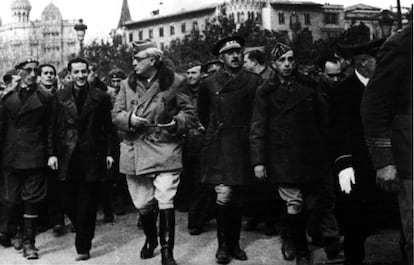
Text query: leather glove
338 167 355 194
376 165 399 192
254 164 267 181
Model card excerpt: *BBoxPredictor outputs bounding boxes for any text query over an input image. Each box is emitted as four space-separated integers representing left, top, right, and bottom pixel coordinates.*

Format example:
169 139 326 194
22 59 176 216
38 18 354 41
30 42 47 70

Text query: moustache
231 59 240 63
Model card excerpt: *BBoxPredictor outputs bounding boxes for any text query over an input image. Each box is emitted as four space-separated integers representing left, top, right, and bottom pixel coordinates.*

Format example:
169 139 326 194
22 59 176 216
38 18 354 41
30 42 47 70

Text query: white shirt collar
355 69 369 87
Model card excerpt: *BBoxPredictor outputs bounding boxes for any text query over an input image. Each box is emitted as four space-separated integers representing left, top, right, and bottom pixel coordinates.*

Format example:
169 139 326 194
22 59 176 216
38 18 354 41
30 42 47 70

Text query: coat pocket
119 141 135 175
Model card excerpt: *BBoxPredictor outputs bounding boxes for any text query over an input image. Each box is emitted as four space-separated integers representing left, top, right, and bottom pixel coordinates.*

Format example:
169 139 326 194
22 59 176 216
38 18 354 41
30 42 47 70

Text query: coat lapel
216 68 249 93
60 86 79 121
4 92 22 120
79 86 100 120
18 90 43 116
282 82 314 113
135 80 160 116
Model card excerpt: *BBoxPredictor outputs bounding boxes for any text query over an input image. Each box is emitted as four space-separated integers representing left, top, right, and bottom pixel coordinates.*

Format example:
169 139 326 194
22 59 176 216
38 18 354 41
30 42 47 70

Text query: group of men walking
0 21 412 265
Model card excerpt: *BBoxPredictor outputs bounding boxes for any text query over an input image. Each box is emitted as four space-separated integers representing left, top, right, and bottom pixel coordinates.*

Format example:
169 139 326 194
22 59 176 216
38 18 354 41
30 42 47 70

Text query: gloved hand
254 164 267 181
376 165 399 192
338 167 355 194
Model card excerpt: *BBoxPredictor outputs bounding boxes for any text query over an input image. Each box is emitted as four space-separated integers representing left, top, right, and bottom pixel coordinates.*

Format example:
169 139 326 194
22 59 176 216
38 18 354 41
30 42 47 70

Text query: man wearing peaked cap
329 38 385 265
0 56 55 259
112 39 196 265
198 35 262 264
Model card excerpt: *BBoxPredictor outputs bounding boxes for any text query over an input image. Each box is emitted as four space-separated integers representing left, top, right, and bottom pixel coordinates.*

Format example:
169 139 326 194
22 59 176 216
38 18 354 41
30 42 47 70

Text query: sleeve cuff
368 146 395 169
334 154 353 173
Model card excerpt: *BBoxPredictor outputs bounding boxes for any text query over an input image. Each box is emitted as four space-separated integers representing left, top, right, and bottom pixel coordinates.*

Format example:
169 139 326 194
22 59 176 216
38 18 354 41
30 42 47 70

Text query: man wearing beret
112 40 196 265
361 23 413 265
329 39 385 265
0 57 56 259
250 42 331 265
197 36 262 264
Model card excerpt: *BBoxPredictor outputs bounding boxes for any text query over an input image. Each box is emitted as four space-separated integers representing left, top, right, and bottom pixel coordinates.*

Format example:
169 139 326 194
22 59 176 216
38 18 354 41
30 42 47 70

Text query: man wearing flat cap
112 40 196 265
197 36 262 264
0 57 56 259
329 38 385 265
250 41 333 265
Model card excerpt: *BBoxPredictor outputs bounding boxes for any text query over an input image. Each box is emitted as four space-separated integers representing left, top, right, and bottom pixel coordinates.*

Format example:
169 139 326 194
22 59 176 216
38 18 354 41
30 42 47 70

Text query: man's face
70 62 89 87
221 48 243 70
20 62 39 86
355 55 376 78
186 65 202 86
40 66 56 86
111 78 122 89
87 66 99 83
324 61 343 85
132 50 155 76
243 55 256 73
273 50 295 78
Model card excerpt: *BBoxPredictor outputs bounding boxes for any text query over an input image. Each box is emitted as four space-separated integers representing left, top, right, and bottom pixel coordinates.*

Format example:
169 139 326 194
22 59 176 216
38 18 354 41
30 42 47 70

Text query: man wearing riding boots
198 36 262 264
112 40 196 265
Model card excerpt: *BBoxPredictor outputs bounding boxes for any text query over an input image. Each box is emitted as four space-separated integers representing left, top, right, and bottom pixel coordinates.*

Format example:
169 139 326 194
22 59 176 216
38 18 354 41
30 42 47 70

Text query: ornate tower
11 0 32 23
118 0 132 28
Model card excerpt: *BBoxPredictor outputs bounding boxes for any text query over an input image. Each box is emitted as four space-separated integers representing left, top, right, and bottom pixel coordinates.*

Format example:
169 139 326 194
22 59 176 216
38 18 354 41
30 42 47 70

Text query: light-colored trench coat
112 65 196 176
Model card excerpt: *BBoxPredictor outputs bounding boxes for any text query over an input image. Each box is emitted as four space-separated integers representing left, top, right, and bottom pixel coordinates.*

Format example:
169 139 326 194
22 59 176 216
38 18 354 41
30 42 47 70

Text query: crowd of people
0 21 411 265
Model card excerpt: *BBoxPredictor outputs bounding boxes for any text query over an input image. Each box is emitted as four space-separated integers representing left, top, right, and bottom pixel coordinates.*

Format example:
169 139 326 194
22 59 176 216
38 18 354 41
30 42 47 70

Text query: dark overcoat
329 73 375 189
361 24 413 180
55 85 114 182
198 68 262 186
250 73 329 184
0 86 55 169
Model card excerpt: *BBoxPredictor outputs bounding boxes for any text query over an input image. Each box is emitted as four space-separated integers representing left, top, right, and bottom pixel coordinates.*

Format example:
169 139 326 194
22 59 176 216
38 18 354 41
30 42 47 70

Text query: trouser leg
398 179 413 265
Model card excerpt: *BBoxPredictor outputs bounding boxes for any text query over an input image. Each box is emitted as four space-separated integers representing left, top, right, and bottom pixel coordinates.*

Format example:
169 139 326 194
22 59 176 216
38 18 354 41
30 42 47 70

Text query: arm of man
112 80 139 132
172 78 197 135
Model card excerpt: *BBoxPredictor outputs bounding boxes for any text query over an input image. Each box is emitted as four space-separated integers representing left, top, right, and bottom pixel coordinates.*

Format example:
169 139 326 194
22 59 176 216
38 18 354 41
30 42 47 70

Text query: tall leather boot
140 210 158 259
159 209 177 265
281 211 296 261
227 206 247 261
289 213 309 265
216 205 230 264
22 218 38 259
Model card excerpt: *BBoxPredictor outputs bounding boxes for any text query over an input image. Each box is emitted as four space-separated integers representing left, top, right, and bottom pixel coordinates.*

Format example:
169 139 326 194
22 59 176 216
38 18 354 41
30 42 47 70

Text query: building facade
0 0 79 76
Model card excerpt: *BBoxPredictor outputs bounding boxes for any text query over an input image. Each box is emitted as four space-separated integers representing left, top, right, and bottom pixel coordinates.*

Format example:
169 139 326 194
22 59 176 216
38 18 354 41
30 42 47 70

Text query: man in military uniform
198 36 262 264
0 57 56 259
361 24 413 265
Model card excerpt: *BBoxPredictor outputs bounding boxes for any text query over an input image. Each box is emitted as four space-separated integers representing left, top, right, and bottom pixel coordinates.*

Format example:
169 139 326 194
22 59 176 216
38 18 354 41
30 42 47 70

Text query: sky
0 0 412 43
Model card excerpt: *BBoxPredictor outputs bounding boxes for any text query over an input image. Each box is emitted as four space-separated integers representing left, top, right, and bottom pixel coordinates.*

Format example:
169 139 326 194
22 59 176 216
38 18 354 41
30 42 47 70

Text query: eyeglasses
23 67 38 73
132 56 151 62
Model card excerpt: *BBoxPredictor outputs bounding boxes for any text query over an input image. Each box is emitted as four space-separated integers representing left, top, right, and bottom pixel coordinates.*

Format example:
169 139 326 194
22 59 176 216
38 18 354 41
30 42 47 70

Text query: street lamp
74 19 87 57
376 10 395 38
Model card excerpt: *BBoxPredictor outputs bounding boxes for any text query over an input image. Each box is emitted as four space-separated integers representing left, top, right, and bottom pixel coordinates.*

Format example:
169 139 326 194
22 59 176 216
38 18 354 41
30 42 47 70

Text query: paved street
0 209 401 265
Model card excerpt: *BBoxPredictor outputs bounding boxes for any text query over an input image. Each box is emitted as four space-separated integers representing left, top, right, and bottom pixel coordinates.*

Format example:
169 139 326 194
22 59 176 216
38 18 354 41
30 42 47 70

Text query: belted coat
250 73 330 184
54 85 114 182
112 64 196 176
197 68 262 186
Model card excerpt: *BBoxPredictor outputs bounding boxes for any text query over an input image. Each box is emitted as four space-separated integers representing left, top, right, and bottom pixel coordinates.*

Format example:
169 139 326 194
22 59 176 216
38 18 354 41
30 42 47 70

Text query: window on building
170 25 175 35
181 23 186 33
149 29 153 39
324 13 338 25
139 30 143 40
192 21 198 31
129 33 133 42
278 12 285 24
304 13 311 25
159 27 164 37
256 12 261 23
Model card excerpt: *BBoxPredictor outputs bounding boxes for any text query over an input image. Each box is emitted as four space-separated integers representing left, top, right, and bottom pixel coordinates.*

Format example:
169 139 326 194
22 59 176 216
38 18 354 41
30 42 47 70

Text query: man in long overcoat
361 23 413 265
249 42 330 265
50 57 115 261
112 41 195 265
0 58 55 259
197 36 262 264
329 39 384 265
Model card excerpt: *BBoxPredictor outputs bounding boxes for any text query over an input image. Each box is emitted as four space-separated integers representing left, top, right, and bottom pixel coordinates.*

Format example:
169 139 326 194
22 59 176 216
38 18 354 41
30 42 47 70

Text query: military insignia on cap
15 56 39 70
212 36 245 56
271 42 293 60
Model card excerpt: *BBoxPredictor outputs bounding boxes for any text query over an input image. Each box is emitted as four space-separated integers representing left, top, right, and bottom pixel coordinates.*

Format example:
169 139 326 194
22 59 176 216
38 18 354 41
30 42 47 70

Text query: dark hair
246 50 266 65
39 64 56 76
67 58 89 72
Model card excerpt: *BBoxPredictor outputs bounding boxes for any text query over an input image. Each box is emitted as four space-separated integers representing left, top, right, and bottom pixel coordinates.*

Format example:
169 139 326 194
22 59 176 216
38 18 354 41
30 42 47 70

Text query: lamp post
376 10 395 38
74 19 87 57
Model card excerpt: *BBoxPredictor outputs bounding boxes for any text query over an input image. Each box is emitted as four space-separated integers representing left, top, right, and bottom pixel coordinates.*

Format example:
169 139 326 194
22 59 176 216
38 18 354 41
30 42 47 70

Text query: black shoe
264 223 277 236
75 252 90 261
0 233 11 248
324 237 344 263
52 224 65 237
216 244 231 264
114 208 126 216
189 227 203 236
281 238 296 261
103 214 114 223
23 242 38 259
244 218 259 231
229 244 248 260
